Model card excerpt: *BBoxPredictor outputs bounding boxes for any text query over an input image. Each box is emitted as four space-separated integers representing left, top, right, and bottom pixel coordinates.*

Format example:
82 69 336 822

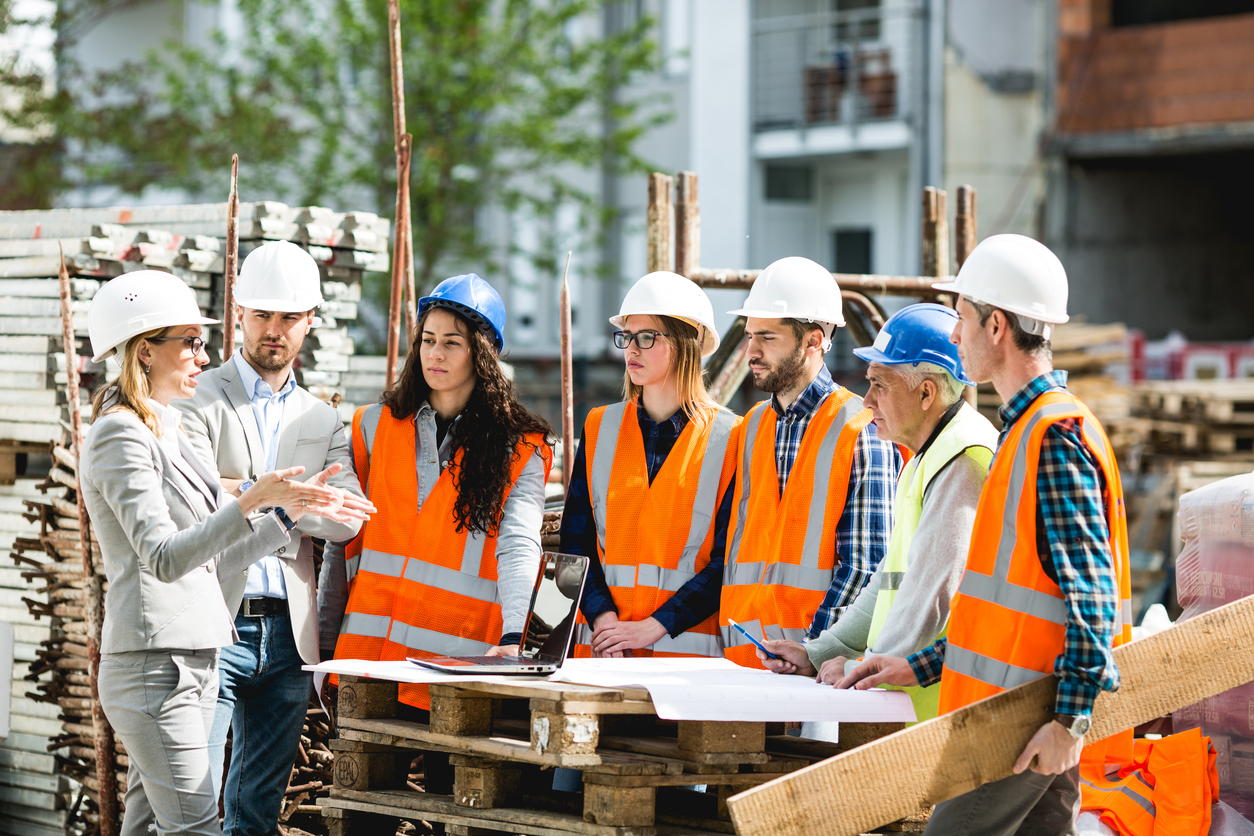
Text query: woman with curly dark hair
333 273 552 711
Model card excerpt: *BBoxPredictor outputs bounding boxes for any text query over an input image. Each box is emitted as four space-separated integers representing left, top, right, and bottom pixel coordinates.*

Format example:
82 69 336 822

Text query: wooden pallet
1133 380 1254 424
323 676 901 836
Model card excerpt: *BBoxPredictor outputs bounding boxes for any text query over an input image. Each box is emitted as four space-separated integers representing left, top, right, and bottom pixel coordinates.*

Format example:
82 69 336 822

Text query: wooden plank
324 790 660 836
597 733 769 768
584 783 655 827
431 679 649 705
676 722 765 756
336 722 672 774
529 699 656 716
727 592 1254 836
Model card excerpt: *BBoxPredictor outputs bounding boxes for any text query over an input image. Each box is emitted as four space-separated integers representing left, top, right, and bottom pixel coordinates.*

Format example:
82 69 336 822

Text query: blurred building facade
1044 0 1254 341
15 0 1254 413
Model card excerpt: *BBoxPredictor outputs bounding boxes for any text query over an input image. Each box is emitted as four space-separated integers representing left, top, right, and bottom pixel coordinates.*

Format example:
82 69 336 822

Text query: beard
751 344 807 394
244 339 300 373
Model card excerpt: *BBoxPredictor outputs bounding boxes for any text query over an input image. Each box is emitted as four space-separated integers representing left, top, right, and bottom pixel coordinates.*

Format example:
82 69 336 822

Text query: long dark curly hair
383 305 552 536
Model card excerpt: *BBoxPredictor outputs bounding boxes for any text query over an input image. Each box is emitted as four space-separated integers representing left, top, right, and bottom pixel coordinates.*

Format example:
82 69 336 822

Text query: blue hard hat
852 303 974 386
418 273 506 352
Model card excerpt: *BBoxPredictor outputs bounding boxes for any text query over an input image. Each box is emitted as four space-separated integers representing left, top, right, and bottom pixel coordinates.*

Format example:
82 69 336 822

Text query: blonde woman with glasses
80 271 372 836
561 271 740 658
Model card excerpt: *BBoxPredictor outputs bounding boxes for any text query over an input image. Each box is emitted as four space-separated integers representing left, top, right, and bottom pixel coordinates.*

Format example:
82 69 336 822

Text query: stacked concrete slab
0 201 388 836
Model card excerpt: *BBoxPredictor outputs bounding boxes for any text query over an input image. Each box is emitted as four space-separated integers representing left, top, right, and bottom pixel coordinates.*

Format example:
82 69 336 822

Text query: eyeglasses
613 330 668 350
149 335 208 355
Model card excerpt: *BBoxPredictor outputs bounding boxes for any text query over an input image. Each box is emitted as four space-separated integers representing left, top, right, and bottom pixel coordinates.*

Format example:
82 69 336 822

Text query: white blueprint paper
305 657 916 723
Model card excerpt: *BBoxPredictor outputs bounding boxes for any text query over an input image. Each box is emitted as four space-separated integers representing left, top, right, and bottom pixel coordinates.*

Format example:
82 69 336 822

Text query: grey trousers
98 648 222 836
923 766 1080 836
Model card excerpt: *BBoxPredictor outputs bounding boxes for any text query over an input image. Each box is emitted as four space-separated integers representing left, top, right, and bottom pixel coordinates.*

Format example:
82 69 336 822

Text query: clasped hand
589 612 667 657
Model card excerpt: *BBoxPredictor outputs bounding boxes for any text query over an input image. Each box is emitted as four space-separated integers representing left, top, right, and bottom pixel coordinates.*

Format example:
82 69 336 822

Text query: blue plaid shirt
907 370 1120 717
559 405 733 637
772 366 901 639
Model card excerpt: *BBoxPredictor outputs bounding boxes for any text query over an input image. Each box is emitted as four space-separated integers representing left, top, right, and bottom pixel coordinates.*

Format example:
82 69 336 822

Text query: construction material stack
0 202 388 836
1172 471 1254 820
973 320 1133 441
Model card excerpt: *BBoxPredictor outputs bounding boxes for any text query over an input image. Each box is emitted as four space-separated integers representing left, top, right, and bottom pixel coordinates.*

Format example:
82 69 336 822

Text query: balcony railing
753 3 923 134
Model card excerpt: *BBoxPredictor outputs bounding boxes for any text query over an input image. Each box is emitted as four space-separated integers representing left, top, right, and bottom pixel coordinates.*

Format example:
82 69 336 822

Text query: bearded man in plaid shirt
718 256 901 691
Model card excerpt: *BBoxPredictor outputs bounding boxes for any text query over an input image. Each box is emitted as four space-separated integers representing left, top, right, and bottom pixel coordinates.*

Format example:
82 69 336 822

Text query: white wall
942 0 1046 251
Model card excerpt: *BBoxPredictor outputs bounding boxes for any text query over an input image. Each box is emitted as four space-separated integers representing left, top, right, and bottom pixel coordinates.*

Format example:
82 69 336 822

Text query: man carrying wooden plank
838 235 1133 835
719 256 901 669
755 303 997 733
178 241 369 836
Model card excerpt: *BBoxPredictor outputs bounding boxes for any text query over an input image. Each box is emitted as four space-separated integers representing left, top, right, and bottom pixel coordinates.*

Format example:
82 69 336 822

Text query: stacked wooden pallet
975 321 1132 441
323 676 915 836
1125 380 1254 456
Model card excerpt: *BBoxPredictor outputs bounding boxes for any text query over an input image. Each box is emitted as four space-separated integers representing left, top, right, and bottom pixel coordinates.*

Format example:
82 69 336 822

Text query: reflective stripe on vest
333 401 551 709
720 390 873 667
862 403 996 723
344 403 384 585
940 392 1130 714
576 401 738 658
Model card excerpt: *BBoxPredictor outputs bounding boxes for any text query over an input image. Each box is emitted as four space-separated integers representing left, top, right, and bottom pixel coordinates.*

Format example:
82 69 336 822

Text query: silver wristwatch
1053 713 1091 739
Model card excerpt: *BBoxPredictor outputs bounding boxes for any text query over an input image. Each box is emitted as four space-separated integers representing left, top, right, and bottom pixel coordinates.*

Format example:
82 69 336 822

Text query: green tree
1 0 668 333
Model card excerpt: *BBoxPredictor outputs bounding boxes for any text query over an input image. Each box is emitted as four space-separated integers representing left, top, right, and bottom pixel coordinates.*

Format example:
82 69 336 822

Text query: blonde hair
622 315 719 427
91 326 168 437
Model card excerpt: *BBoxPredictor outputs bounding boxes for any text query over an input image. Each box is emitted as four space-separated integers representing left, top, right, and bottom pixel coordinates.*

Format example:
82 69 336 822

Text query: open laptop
409 551 589 675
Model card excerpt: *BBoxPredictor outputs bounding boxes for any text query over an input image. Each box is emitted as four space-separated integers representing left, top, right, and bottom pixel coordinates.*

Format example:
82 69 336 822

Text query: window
832 228 873 275
833 0 880 42
1111 0 1254 26
765 165 814 201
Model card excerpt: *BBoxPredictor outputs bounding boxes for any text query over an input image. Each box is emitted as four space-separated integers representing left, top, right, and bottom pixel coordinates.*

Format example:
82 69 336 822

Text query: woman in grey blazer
80 271 370 836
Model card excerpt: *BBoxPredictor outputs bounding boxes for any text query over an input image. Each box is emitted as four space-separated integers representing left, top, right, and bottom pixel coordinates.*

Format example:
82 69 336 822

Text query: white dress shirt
232 351 297 600
149 399 216 498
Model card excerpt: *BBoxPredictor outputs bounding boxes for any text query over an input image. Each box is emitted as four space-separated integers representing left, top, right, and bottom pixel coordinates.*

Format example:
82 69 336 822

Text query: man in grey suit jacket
178 241 366 836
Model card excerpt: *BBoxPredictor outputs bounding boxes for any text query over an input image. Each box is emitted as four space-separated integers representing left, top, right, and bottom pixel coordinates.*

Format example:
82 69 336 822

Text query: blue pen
727 618 778 660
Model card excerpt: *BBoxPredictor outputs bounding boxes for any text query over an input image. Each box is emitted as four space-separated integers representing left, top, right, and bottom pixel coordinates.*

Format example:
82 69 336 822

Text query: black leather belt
240 597 289 617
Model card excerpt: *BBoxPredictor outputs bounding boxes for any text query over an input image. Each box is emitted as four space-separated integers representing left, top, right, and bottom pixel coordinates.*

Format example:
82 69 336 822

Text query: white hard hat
610 271 720 358
236 240 324 312
89 271 219 362
727 256 845 346
932 234 1069 338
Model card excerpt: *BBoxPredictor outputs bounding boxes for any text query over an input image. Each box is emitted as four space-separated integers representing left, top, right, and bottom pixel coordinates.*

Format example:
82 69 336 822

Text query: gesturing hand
296 463 376 524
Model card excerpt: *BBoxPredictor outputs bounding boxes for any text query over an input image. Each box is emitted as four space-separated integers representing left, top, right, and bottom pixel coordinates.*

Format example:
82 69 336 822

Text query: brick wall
1057 9 1254 133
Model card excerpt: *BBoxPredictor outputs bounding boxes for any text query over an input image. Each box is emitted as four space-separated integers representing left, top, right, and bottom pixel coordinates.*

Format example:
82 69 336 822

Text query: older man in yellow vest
759 303 996 728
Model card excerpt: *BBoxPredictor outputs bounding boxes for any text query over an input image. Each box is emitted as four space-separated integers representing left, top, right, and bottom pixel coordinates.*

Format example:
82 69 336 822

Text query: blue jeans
208 612 311 836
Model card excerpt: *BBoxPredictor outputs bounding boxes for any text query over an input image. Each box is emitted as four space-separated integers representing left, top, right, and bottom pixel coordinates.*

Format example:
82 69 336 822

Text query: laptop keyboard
450 655 529 665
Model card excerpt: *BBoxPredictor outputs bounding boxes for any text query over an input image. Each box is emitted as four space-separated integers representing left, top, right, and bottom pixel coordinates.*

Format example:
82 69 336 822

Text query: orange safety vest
571 401 739 658
333 403 552 710
1080 728 1219 836
720 388 874 669
939 390 1133 714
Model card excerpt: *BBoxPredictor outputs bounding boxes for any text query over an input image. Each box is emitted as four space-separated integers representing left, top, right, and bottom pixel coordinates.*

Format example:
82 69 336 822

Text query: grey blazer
176 358 363 665
80 410 292 654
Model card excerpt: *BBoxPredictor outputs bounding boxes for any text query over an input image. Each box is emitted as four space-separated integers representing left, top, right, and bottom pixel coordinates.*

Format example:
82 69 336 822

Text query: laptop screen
519 552 588 664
